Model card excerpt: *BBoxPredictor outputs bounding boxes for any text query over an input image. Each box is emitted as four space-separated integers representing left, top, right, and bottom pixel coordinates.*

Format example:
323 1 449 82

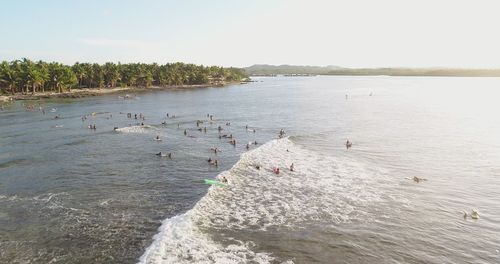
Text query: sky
1 0 499 68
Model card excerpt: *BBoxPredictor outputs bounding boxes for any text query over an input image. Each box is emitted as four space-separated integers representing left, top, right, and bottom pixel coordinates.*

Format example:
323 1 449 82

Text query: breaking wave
139 137 388 263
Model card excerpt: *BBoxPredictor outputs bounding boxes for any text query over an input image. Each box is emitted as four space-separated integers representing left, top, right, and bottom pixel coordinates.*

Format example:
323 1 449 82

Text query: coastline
0 82 240 102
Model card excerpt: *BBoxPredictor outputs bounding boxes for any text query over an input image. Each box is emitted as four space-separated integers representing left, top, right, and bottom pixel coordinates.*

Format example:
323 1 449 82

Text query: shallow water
1 76 500 263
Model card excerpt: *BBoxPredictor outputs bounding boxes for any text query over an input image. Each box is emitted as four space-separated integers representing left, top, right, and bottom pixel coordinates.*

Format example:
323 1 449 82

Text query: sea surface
1 76 500 264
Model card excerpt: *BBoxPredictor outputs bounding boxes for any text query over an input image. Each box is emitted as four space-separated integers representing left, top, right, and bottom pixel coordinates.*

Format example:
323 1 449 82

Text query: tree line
0 58 247 94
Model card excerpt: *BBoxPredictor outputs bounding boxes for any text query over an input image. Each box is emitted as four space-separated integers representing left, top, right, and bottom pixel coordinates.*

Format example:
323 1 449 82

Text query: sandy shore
0 83 235 102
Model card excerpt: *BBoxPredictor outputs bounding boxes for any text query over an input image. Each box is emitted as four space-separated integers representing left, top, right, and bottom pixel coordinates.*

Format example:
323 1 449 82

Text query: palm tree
0 61 18 94
103 62 120 88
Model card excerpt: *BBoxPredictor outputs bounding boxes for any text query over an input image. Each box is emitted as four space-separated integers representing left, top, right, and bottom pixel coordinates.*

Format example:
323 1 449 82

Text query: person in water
221 176 228 183
156 135 160 140
290 163 295 172
246 143 250 150
208 157 212 163
156 152 162 156
184 129 187 136
346 140 352 149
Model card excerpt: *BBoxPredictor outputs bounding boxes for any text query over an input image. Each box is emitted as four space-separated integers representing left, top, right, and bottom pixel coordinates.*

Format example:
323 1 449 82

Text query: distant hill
244 64 342 75
326 68 500 77
244 64 500 77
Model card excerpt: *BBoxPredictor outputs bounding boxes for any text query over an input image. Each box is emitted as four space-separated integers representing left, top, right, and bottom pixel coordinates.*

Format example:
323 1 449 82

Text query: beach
0 82 238 102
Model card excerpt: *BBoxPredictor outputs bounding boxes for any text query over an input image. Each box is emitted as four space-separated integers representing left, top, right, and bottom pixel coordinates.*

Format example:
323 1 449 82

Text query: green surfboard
204 179 225 186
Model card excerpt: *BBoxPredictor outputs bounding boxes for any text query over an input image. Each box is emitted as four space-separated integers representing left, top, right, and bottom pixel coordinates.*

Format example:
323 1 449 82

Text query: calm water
1 76 500 263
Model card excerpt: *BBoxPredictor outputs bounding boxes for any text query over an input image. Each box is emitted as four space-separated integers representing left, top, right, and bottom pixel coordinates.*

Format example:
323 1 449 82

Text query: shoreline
0 82 240 102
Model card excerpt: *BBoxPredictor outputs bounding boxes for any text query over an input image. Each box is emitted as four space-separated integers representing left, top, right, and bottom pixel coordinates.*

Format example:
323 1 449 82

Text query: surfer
156 152 162 156
246 143 250 150
412 176 427 183
346 140 352 149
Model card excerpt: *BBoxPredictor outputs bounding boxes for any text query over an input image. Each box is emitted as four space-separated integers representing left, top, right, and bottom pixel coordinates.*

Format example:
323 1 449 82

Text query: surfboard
204 179 225 186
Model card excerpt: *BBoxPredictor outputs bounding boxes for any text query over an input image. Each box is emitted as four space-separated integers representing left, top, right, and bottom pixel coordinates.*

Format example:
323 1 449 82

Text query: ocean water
1 76 500 263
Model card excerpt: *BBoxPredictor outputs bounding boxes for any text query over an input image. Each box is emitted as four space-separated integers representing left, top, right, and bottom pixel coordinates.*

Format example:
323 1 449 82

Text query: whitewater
139 137 392 263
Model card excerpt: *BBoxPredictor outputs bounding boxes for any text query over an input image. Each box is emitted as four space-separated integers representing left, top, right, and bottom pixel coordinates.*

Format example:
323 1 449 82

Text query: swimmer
412 176 427 183
471 210 479 219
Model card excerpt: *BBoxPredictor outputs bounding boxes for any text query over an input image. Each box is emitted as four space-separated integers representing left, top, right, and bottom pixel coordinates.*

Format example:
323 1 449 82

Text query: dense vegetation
245 64 500 77
0 58 247 94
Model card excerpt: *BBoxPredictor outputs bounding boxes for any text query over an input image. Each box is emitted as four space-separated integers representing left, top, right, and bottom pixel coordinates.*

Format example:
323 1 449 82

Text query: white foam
139 211 274 264
115 125 154 134
139 138 388 263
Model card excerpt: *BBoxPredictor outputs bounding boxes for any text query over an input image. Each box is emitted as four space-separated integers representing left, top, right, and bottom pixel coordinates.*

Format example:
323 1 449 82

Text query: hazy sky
1 0 499 68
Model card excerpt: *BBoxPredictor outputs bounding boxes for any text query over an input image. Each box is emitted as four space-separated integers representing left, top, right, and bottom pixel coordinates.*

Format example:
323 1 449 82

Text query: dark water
1 76 500 263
